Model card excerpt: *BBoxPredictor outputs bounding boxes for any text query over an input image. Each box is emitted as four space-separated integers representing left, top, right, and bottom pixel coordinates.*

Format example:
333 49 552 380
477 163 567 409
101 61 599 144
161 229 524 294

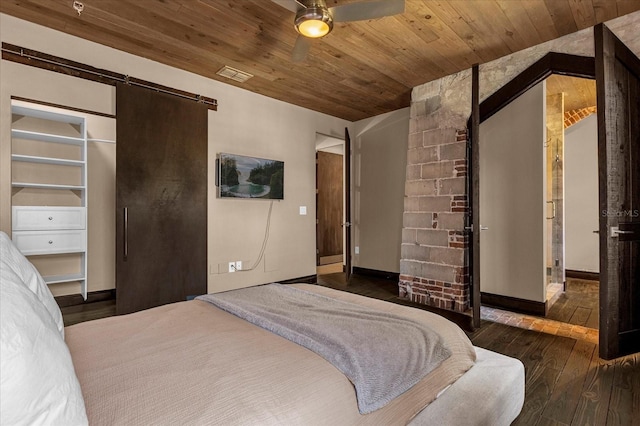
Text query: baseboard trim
279 274 317 284
566 269 600 281
352 267 400 281
55 289 116 308
481 292 546 316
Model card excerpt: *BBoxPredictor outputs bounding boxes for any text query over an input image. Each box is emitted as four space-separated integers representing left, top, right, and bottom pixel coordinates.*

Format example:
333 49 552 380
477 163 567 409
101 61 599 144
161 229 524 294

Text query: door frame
315 132 348 275
468 52 596 328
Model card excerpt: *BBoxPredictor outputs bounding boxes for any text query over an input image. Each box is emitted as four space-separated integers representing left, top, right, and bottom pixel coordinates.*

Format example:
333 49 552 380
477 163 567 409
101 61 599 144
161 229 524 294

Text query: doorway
478 75 600 329
472 29 640 359
316 133 345 276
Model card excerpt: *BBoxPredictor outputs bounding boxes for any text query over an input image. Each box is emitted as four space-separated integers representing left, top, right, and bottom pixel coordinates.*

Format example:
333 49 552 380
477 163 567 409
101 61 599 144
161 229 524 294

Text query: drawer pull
48 240 53 244
48 216 53 220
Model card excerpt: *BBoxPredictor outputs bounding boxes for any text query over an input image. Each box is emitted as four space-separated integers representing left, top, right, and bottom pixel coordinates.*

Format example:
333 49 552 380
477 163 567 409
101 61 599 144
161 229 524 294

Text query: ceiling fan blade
270 0 307 14
270 0 305 13
330 0 404 22
292 35 312 62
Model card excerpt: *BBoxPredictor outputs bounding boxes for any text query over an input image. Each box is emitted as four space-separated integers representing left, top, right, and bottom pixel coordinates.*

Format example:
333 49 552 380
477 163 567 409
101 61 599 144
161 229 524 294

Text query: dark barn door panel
595 24 640 359
116 83 208 315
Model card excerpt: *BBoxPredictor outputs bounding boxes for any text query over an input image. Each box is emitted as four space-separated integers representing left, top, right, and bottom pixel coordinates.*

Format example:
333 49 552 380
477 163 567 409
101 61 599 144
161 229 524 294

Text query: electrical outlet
355 246 360 254
235 260 242 271
228 261 236 273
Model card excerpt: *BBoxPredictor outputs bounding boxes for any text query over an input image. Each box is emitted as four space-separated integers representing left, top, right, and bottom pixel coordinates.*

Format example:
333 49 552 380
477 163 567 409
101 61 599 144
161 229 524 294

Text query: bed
0 232 524 425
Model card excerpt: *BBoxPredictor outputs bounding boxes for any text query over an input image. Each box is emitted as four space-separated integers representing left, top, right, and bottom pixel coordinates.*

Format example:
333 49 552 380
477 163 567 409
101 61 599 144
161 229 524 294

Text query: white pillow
0 267 88 426
0 231 65 337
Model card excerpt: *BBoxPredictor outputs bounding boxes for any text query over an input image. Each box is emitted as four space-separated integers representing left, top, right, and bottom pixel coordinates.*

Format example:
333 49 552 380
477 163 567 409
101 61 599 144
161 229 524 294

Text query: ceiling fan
271 0 405 62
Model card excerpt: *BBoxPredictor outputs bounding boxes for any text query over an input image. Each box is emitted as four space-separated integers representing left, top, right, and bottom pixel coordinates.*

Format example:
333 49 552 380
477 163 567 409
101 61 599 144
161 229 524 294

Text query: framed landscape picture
217 153 284 199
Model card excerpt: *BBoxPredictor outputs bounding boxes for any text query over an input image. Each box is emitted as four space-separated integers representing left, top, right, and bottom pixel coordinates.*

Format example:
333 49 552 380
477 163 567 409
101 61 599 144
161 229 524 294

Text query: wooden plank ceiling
1 0 639 121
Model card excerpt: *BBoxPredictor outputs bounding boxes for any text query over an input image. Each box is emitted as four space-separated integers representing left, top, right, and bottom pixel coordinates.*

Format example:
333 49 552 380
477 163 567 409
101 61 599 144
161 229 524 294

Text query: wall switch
355 246 360 254
235 260 242 271
299 206 307 215
228 261 236 273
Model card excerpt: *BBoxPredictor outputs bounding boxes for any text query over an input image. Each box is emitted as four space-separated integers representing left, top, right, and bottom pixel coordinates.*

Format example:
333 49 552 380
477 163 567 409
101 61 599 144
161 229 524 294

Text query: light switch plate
299 206 307 215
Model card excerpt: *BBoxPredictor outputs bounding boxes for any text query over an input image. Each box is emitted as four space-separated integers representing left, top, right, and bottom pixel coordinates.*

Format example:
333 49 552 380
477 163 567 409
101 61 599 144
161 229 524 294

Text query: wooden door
316 151 343 265
344 128 352 281
116 83 208 315
595 24 640 359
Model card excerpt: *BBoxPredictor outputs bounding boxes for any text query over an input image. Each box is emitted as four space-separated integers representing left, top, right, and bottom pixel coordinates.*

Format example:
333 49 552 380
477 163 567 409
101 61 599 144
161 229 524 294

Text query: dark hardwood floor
62 272 639 425
547 278 599 329
62 299 115 326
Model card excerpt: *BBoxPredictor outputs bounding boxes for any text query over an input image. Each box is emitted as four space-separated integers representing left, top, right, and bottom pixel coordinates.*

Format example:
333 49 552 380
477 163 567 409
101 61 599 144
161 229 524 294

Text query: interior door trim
467 52 596 330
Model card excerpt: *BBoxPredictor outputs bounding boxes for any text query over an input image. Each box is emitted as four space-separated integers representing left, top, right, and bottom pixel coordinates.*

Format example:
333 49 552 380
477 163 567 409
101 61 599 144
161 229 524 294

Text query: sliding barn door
595 24 640 359
116 83 208 315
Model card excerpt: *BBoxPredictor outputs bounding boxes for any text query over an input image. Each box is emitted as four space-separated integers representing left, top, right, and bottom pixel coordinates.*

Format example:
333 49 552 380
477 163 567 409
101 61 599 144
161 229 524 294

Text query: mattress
65 284 523 425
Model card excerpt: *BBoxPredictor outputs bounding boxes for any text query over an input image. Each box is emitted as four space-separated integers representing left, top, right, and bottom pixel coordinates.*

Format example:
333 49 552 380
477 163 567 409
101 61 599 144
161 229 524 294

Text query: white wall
353 108 409 273
479 82 547 303
565 114 599 273
0 14 351 296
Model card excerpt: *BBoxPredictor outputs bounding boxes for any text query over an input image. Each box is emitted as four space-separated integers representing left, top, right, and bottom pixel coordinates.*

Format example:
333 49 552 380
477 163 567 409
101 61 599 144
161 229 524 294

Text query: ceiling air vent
216 66 253 83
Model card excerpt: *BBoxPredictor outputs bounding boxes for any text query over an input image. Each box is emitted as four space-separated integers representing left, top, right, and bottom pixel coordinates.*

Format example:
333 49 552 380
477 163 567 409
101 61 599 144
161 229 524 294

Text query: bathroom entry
545 75 600 329
479 74 599 320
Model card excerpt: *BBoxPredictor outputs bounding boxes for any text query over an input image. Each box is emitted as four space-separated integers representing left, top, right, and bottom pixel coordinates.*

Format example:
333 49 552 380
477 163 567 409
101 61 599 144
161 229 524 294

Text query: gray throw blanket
196 284 451 414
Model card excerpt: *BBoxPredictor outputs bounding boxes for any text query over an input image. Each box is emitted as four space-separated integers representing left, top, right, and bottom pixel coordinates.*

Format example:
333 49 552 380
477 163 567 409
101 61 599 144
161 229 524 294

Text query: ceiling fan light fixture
295 7 333 38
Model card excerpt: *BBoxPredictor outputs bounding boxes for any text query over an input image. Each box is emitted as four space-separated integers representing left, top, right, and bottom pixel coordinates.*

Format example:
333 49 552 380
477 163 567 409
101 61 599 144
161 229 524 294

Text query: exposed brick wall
399 127 470 312
564 106 596 128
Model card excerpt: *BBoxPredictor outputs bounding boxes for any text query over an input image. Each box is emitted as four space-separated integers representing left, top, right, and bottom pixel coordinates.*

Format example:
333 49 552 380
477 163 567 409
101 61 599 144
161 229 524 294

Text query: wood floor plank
571 346 616 426
469 321 514 349
513 365 563 425
607 355 637 425
502 328 545 360
538 335 577 371
519 332 560 376
568 306 592 327
585 307 599 329
536 416 569 426
541 339 596 424
632 354 640 423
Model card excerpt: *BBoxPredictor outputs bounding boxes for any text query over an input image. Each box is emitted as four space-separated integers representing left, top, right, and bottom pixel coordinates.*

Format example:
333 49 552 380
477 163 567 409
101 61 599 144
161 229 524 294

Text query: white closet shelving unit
10 104 88 300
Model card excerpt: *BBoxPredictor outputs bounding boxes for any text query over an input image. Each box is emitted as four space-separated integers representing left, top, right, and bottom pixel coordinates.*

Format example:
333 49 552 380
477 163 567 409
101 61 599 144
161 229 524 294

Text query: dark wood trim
470 63 481 329
11 95 116 119
2 42 217 111
566 269 600 281
595 22 612 359
480 52 595 123
55 289 116 308
481 292 547 316
344 127 352 281
352 267 399 281
279 275 317 284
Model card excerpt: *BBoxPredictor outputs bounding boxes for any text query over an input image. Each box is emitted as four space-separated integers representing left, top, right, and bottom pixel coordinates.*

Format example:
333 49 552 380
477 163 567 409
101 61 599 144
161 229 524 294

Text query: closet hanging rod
1 43 218 110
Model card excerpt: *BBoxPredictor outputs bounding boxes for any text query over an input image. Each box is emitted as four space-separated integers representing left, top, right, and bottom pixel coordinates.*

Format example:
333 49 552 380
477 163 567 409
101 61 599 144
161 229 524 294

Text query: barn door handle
123 207 128 261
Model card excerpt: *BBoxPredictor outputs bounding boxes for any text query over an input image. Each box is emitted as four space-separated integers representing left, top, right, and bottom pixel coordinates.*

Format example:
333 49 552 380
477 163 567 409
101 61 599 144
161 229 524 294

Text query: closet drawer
12 206 86 231
12 230 86 255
